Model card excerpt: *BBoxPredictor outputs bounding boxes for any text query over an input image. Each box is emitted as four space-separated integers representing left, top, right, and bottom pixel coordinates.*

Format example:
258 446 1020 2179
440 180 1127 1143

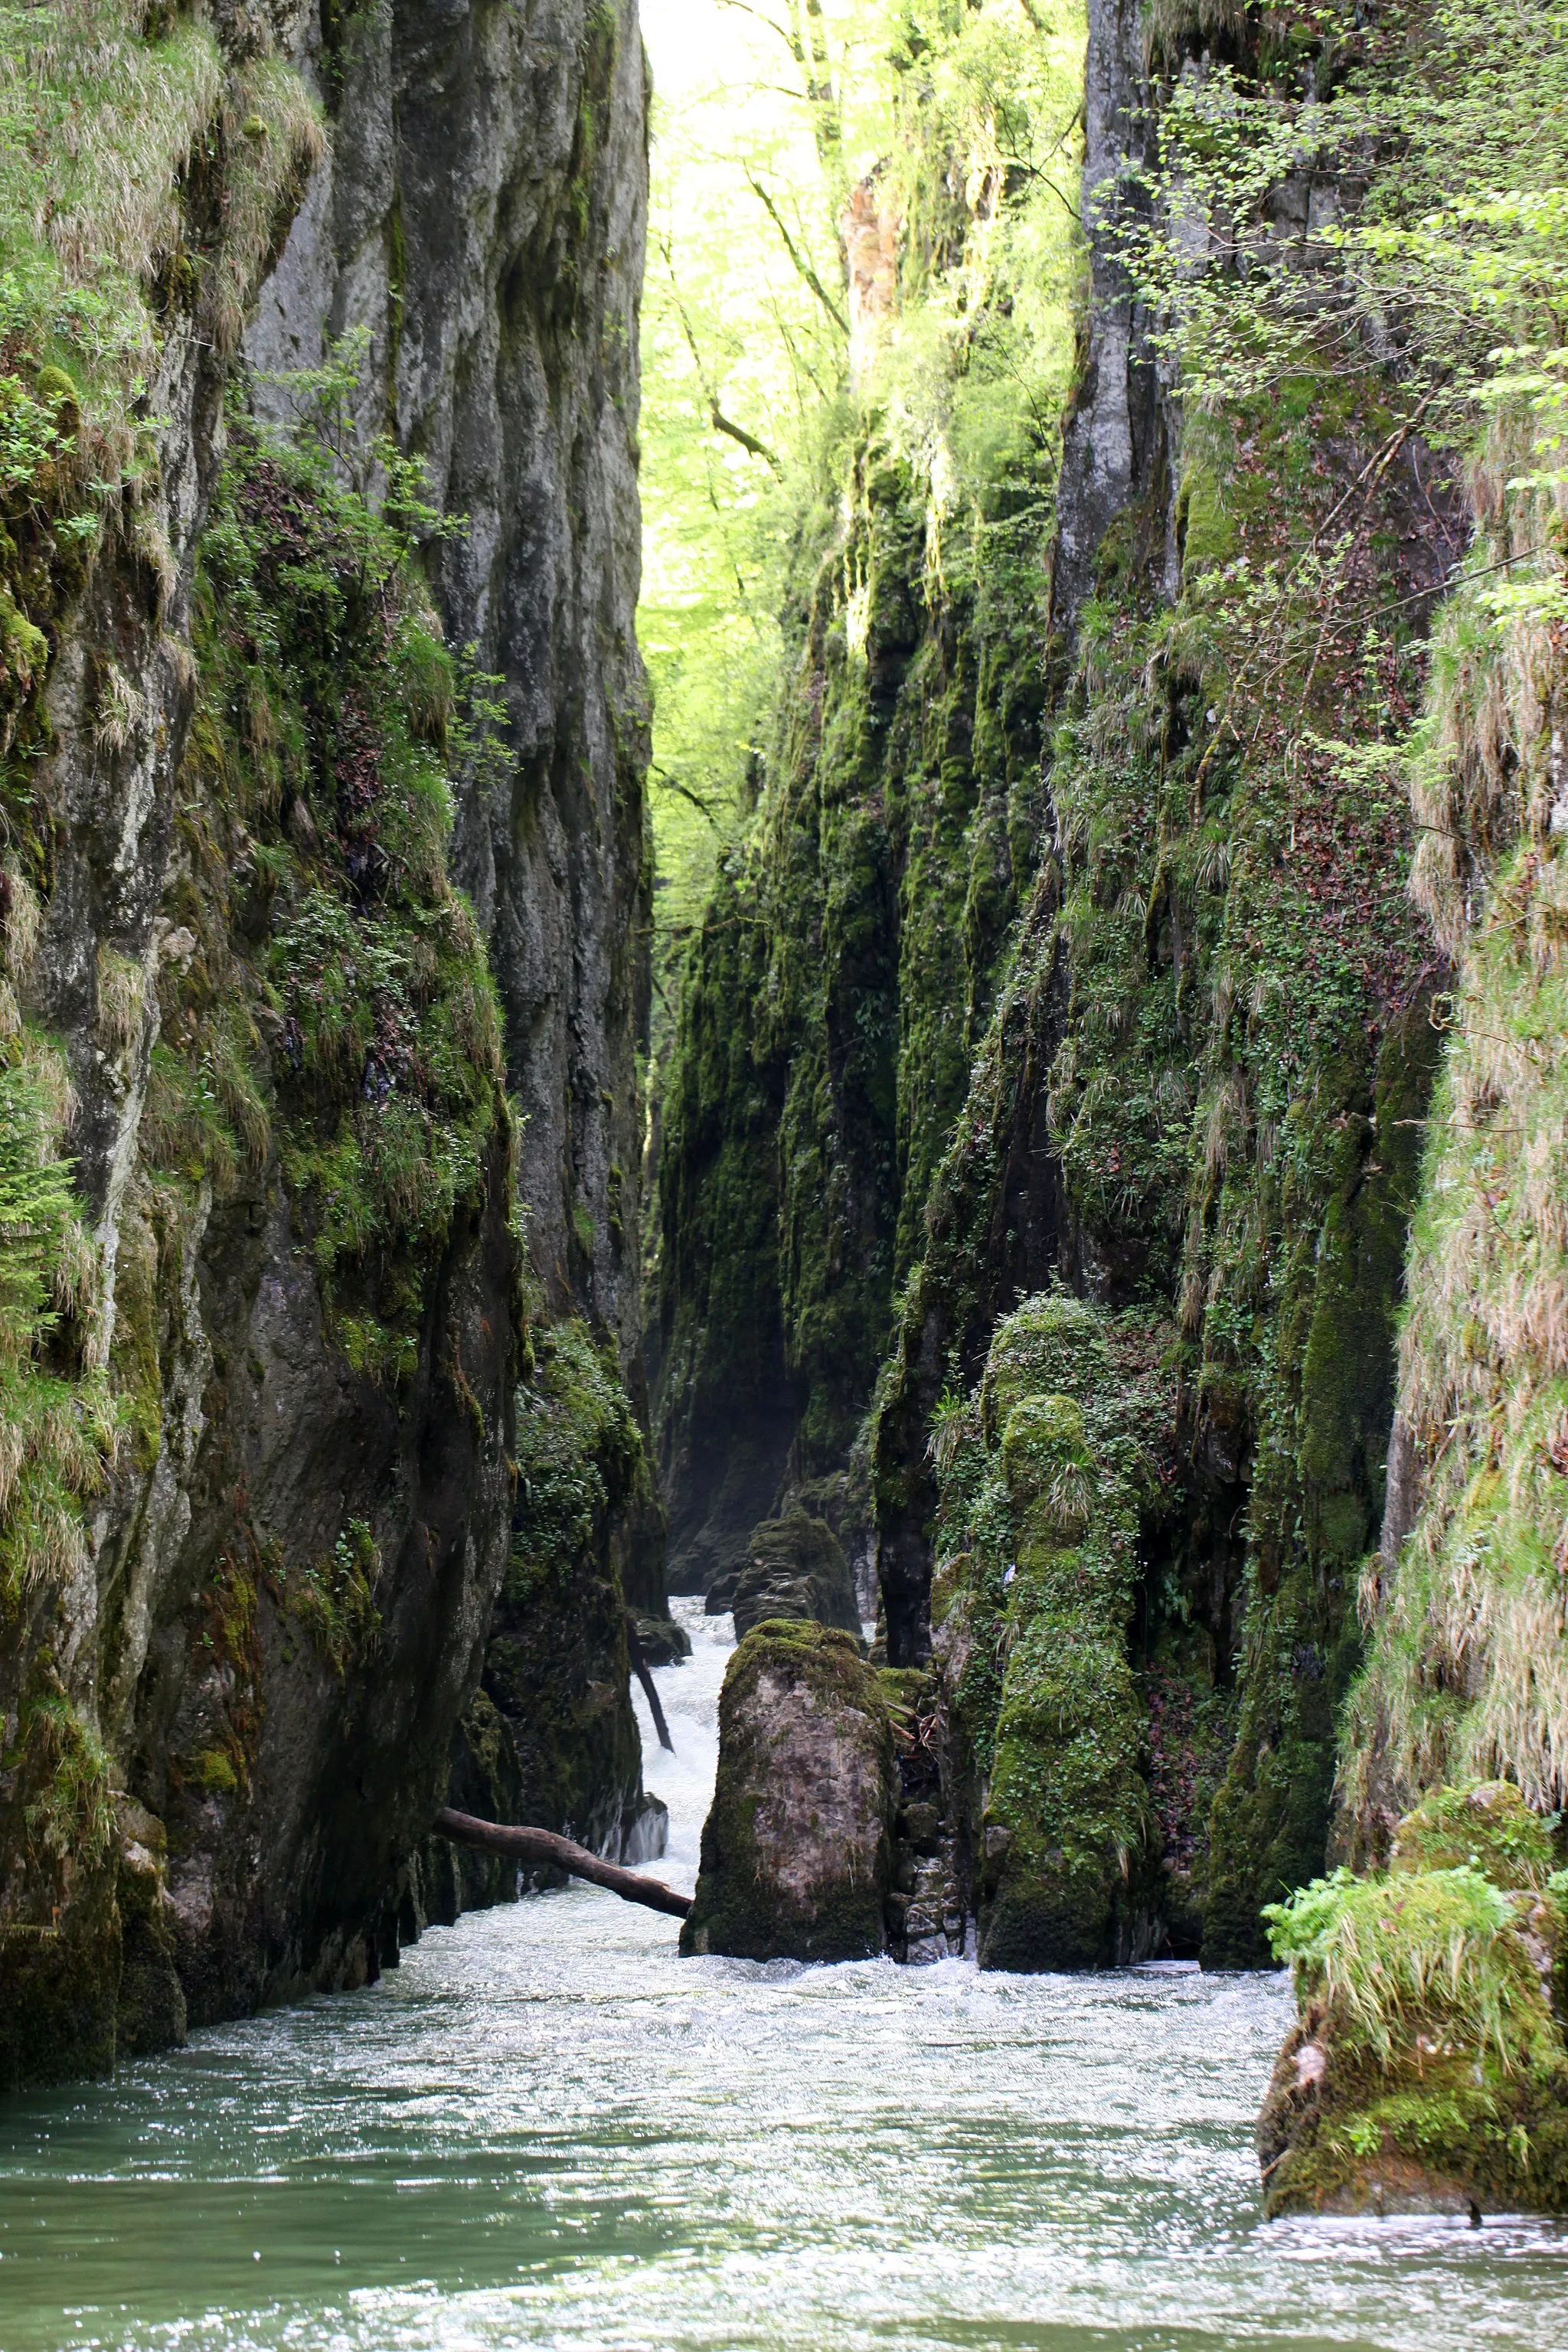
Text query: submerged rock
706 1512 863 1644
1258 1782 1568 2216
681 1621 896 1962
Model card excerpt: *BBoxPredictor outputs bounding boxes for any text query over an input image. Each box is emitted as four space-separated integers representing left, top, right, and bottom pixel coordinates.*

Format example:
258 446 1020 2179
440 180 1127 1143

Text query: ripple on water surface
1 1606 1563 2352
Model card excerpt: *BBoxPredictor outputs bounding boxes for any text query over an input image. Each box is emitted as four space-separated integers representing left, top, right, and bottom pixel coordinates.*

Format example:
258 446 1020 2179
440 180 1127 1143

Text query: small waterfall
626 1596 733 1895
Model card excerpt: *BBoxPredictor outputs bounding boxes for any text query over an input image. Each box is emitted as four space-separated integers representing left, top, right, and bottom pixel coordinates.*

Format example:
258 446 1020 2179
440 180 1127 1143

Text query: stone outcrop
681 1622 896 1963
922 1293 1172 1970
705 1511 862 1644
247 0 653 1383
1257 1785 1568 2218
246 0 671 1878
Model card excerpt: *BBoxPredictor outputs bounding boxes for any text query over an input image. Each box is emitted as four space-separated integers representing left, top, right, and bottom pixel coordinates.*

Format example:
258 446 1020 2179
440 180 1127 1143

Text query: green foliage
477 1317 651 1851
0 1 321 535
152 394 510 1377
1343 399 1568 1837
1265 1861 1559 2073
285 1517 382 1674
654 2 1079 1535
18 1684 115 1867
0 1054 116 1606
1392 1782 1561 1893
640 0 1080 1025
1121 0 1568 444
510 1321 645 1597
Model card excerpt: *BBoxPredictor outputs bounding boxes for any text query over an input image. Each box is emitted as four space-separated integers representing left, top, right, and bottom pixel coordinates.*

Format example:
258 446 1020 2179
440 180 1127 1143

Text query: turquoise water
1 1605 1564 2352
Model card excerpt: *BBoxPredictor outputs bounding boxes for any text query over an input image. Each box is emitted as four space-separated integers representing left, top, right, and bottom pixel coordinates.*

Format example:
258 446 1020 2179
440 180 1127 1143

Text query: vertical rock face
658 0 1467 1976
681 1622 897 1963
246 0 665 1882
1049 0 1164 623
1 0 655 2087
248 0 652 1369
926 1293 1171 1971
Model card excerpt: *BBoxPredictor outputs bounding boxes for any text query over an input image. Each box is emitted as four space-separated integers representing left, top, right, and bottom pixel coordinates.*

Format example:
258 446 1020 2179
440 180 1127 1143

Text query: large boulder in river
707 1511 862 1643
681 1621 896 1962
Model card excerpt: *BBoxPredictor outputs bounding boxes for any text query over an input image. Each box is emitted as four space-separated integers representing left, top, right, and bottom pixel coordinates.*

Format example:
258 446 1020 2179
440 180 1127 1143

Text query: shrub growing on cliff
1259 1784 1568 2216
0 1057 116 1600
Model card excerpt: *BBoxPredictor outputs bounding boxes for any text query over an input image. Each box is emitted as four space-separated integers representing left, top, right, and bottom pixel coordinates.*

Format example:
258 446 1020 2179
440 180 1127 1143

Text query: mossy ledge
1259 1784 1568 2217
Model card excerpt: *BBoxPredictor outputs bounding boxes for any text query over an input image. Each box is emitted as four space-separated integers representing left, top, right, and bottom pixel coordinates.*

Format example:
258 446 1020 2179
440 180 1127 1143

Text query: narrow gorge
1 0 1566 2339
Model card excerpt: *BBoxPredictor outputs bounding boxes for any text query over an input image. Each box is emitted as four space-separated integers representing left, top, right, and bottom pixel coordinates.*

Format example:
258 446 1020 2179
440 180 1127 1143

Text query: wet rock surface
681 1622 897 1963
705 1512 863 1644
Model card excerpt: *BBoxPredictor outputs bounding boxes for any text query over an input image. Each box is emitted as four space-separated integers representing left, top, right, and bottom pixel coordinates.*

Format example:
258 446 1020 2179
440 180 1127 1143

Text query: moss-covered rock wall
655 0 1479 1971
0 0 659 2087
655 418 1052 1594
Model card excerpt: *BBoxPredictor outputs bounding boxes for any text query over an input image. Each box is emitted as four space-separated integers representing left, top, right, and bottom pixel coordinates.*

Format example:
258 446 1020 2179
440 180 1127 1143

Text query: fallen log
625 1612 675 1752
433 1806 691 1919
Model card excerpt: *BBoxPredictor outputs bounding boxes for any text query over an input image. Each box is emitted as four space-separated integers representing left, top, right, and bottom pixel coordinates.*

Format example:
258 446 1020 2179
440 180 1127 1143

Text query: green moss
1391 1782 1560 1891
1342 506 1568 1831
717 1509 861 1640
926 1291 1160 1968
0 1679 120 2090
283 1517 382 1675
140 423 512 1386
190 1746 240 1797
656 409 1052 1579
474 1318 650 1853
1177 464 1240 583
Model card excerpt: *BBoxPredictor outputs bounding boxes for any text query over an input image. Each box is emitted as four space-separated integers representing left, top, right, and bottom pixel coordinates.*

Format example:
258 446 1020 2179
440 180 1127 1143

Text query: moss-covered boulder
1258 1782 1568 2216
681 1620 896 1962
715 1511 863 1642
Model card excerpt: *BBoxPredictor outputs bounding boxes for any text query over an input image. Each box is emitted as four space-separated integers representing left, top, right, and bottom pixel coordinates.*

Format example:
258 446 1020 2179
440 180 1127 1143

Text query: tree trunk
433 1808 691 1918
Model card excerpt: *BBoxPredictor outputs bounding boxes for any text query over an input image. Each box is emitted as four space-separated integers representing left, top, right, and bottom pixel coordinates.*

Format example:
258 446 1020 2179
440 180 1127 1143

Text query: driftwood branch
625 1612 675 1750
433 1806 691 1918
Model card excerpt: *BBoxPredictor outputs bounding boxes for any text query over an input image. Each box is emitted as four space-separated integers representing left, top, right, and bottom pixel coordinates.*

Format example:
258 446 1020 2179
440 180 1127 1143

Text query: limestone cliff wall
248 0 653 1378
0 0 655 2087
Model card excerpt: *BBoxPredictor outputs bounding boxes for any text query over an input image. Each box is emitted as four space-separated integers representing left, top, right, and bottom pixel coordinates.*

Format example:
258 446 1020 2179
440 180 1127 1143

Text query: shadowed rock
681 1622 896 1962
706 1512 862 1643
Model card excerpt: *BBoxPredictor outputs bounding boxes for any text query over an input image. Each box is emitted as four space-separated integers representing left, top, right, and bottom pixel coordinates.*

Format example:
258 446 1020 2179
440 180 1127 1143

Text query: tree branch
745 172 850 332
625 1611 675 1749
660 236 786 476
433 1808 691 1918
652 769 728 829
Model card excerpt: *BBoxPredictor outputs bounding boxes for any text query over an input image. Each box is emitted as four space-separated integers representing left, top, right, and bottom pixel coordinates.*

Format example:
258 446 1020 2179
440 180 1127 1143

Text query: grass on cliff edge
0 1 321 524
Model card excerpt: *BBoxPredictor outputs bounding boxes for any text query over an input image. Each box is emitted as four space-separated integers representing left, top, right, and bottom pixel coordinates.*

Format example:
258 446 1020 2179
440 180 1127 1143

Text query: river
1 1601 1564 2351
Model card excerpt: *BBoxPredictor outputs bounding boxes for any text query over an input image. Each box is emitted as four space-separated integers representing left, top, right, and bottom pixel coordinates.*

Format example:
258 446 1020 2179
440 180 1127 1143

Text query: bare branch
745 171 850 333
434 1808 691 1918
659 234 786 475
